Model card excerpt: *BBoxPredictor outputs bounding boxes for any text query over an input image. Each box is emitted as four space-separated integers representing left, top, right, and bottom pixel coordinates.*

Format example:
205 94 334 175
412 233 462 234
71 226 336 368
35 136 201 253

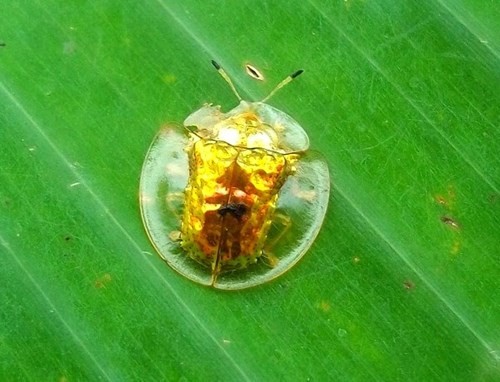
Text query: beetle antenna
211 60 242 101
261 69 303 103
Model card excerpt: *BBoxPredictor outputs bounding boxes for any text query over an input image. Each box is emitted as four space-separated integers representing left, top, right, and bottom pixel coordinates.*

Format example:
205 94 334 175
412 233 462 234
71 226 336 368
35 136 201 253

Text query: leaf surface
1 1 499 380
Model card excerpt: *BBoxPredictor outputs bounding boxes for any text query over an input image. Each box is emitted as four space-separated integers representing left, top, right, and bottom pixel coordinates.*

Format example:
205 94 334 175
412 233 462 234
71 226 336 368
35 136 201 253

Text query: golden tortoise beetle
140 61 330 290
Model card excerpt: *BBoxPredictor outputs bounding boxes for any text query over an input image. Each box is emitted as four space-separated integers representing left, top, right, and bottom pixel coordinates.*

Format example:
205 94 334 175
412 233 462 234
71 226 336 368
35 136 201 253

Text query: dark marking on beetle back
218 203 248 220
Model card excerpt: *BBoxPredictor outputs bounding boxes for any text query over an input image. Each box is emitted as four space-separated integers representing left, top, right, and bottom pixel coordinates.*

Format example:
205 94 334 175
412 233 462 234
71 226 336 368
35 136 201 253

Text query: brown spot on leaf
403 280 415 290
434 195 448 206
441 216 460 230
316 300 331 312
94 273 112 289
245 64 264 81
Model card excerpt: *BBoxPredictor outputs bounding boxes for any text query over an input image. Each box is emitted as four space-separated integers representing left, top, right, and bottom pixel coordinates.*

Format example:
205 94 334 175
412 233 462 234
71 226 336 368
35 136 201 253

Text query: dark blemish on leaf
245 64 264 81
63 234 73 242
488 193 498 204
403 280 415 290
440 216 460 230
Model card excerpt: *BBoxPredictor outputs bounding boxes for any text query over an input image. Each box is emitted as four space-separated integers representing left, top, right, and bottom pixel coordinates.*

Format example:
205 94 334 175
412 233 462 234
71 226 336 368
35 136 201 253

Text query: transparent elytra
140 61 330 290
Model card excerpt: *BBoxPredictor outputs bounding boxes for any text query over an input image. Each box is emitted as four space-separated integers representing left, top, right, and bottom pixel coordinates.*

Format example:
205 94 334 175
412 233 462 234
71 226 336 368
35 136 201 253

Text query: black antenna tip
291 69 304 79
211 60 221 70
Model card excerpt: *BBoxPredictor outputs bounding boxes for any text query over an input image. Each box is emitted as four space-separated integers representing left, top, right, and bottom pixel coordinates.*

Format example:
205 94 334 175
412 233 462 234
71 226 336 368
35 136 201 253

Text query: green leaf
1 1 499 380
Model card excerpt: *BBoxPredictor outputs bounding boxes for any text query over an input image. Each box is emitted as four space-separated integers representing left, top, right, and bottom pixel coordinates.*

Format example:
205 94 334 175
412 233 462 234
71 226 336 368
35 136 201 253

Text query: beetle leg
262 211 292 267
165 192 184 220
165 192 184 242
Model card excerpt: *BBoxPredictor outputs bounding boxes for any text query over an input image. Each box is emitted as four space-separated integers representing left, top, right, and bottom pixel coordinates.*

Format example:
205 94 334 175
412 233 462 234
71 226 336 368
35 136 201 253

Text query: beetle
140 61 330 290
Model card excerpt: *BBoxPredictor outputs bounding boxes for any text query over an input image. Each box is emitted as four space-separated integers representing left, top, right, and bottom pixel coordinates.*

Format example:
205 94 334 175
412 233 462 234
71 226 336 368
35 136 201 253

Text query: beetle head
184 61 309 153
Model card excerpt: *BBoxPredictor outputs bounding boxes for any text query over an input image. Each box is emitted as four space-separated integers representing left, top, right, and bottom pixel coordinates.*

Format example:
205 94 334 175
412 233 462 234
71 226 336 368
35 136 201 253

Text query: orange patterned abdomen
181 138 291 275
